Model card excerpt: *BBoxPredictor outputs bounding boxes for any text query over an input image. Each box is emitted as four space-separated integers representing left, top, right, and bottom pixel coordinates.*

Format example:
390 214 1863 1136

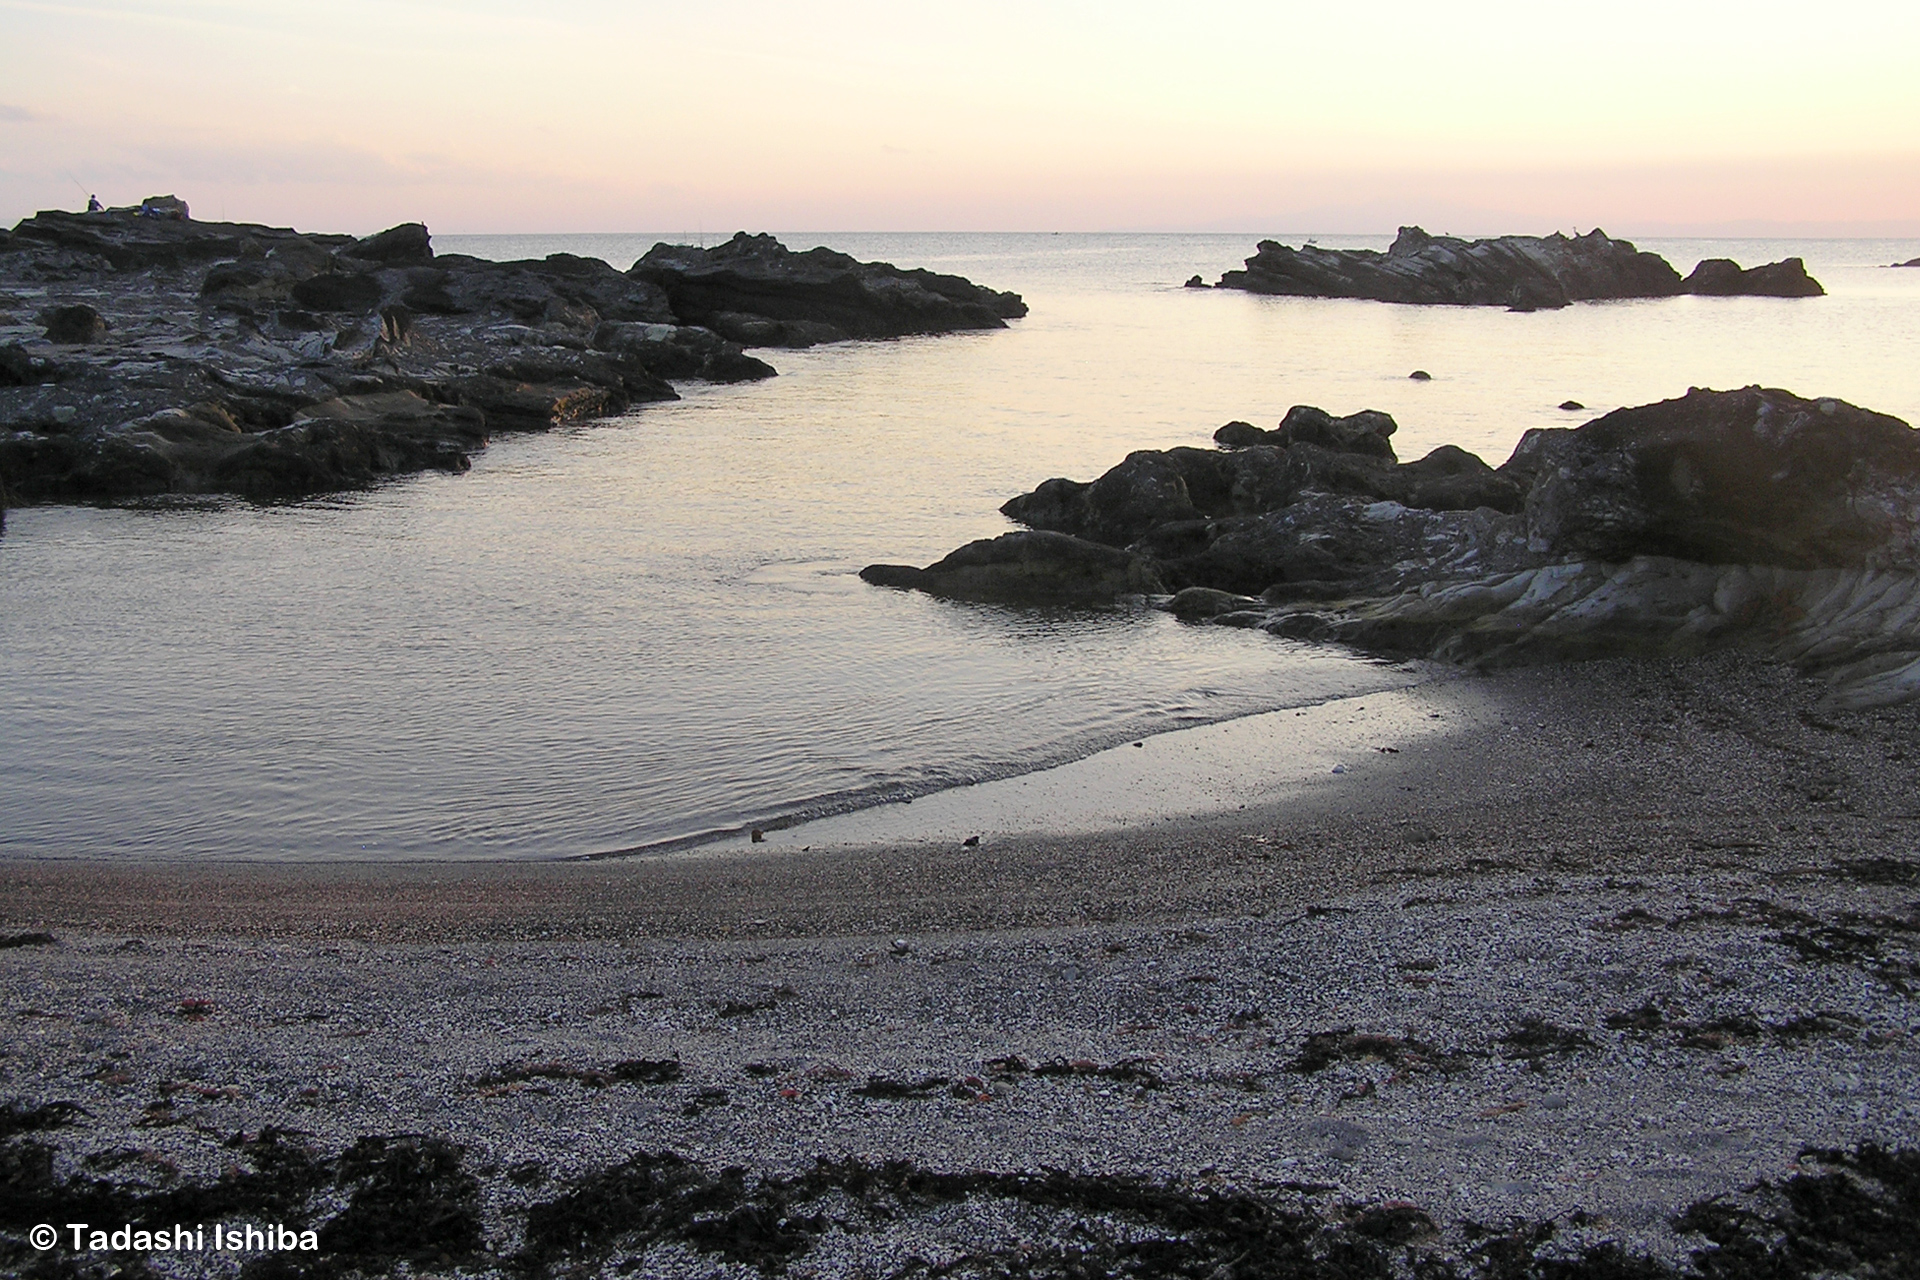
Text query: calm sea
4 233 1917 860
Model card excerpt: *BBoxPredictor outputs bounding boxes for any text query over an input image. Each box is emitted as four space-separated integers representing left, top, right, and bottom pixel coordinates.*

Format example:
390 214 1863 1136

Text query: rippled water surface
4 233 1917 859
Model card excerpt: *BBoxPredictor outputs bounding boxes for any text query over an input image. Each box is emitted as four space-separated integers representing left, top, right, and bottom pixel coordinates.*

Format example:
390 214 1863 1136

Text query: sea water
3 233 1917 860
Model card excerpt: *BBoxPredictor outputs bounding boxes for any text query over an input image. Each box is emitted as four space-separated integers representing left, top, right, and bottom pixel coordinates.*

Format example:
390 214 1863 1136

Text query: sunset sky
2 0 1916 235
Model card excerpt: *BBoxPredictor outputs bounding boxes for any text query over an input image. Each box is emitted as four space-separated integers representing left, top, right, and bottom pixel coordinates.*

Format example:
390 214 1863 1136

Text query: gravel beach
4 652 1918 1277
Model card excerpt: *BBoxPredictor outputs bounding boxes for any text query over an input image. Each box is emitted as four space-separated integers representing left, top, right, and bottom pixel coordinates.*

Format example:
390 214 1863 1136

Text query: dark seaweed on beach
1604 1002 1667 1033
6 1123 1919 1278
1831 857 1920 886
984 1054 1166 1088
0 1099 84 1138
0 931 57 949
851 1074 950 1100
313 1135 482 1262
470 1058 682 1090
1287 1029 1471 1076
1676 1144 1920 1278
1673 1017 1767 1051
1500 1017 1596 1068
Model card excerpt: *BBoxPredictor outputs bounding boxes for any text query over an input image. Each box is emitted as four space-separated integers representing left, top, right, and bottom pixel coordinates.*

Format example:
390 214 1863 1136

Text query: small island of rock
1214 226 1823 309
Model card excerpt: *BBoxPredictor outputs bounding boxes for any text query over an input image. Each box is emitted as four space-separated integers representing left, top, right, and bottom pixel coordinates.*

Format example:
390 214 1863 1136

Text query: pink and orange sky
2 0 1916 236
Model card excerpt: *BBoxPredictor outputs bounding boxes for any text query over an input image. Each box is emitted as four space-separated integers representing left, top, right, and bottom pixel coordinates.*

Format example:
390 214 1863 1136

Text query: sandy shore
3 652 1918 1277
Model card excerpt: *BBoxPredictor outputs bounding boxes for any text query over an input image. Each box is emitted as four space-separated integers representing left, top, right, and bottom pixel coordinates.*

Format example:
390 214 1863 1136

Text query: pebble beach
4 651 1918 1277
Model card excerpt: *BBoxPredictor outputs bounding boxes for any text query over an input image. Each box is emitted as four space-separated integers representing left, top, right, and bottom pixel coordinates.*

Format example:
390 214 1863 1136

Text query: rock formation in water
1681 257 1824 297
632 232 1029 348
0 208 1025 508
862 387 1920 707
1214 227 1825 309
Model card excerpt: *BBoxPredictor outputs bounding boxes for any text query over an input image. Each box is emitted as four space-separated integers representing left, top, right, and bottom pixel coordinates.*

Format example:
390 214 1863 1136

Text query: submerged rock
867 386 1920 704
0 212 1020 505
1215 226 1824 307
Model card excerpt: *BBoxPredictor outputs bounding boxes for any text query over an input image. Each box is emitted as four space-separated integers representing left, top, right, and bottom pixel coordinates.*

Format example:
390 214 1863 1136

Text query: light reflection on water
2 233 1916 860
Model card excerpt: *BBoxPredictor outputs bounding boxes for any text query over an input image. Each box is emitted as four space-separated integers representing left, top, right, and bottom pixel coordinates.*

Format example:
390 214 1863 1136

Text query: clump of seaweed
1500 1017 1595 1069
1288 1028 1471 1076
985 1055 1166 1088
1677 1144 1920 1278
470 1059 682 1092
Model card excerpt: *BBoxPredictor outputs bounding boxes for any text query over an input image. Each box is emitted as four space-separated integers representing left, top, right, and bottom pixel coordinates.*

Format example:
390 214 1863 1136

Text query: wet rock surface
865 386 1920 705
0 210 1021 510
1214 226 1824 309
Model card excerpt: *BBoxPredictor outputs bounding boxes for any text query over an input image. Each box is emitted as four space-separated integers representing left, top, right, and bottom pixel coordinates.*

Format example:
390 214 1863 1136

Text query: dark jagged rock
860 530 1165 603
632 231 1028 348
343 222 433 266
871 387 1920 705
41 304 107 344
1214 420 1263 447
1002 407 1523 571
2 212 1014 506
590 321 777 383
0 392 486 502
290 269 384 312
1895 258 1920 268
1219 226 1685 308
1401 442 1526 512
0 345 50 387
1515 386 1920 568
1211 407 1395 457
7 207 346 271
1216 226 1824 307
1683 256 1824 297
1272 404 1398 457
430 251 677 326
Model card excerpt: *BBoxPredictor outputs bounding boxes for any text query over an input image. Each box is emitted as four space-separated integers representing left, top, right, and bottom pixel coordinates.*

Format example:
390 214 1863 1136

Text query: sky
1 0 1916 235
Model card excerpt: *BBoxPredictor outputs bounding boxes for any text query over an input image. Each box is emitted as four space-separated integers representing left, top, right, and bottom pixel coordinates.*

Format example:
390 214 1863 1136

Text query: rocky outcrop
994 408 1524 574
1508 387 1919 568
1214 227 1825 309
8 205 345 271
1681 257 1824 297
0 212 1019 506
1892 258 1920 268
859 531 1165 604
866 387 1920 706
632 232 1028 348
1 392 485 502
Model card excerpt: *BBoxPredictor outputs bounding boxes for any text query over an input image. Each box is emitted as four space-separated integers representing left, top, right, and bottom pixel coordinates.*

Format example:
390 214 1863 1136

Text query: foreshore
3 651 1917 1276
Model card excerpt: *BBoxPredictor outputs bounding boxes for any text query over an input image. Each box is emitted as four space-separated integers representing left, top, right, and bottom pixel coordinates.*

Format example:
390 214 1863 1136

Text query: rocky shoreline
1204 226 1824 309
864 386 1920 709
0 205 1024 512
